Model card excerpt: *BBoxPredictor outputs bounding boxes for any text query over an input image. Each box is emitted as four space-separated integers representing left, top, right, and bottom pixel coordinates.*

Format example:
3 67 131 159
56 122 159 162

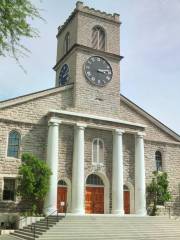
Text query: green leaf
18 153 52 214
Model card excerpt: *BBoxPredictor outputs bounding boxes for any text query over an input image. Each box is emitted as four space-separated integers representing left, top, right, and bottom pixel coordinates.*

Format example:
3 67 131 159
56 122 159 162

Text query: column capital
48 117 62 126
136 132 146 138
114 129 125 135
75 123 87 130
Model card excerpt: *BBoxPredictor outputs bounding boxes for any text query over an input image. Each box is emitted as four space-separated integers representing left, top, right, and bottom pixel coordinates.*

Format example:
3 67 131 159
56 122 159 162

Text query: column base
111 209 124 215
44 207 58 216
135 209 147 216
71 208 85 215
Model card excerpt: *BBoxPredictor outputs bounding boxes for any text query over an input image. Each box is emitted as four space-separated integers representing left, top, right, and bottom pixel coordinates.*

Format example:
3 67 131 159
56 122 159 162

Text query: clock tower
53 1 122 118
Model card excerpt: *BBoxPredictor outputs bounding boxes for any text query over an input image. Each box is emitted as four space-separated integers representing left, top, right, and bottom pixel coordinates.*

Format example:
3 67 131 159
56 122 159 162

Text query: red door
85 187 104 214
124 191 130 214
57 187 67 213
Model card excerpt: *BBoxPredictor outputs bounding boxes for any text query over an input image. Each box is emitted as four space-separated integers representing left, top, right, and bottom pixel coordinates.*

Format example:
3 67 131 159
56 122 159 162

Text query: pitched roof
0 86 179 142
0 84 73 109
120 94 180 142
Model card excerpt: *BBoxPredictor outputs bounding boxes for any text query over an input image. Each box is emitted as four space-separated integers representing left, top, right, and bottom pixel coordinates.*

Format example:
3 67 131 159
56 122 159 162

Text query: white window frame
92 138 104 165
6 130 21 159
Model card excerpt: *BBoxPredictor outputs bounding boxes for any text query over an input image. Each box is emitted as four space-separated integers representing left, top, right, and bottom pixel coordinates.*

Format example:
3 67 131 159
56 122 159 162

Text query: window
3 178 15 201
92 138 104 165
58 180 67 186
123 185 129 191
92 26 105 51
7 131 21 158
86 174 104 186
64 32 70 54
155 151 162 171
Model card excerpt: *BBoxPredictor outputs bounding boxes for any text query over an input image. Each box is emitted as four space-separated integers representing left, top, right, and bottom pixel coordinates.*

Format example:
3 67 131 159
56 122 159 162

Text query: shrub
17 153 52 214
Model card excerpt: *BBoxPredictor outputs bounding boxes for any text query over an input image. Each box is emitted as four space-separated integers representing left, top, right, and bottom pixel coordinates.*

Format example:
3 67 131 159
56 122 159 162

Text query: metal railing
0 207 33 230
0 203 68 239
164 201 174 219
31 203 68 239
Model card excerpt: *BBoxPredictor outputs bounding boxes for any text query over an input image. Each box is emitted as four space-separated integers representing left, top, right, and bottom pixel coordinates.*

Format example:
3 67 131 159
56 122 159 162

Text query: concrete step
41 232 180 236
38 238 180 240
24 225 48 231
11 232 36 240
16 228 43 235
38 235 180 240
39 216 180 240
11 215 180 240
10 215 61 240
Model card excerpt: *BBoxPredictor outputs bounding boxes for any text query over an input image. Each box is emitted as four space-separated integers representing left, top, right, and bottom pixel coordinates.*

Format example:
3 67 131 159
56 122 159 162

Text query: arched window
86 174 104 186
123 185 129 191
7 131 21 158
155 151 162 171
58 180 67 186
64 32 70 54
92 26 105 51
92 138 104 165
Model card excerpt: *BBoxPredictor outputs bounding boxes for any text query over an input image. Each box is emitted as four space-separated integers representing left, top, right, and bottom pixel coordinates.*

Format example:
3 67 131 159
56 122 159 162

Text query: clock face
84 56 113 86
59 64 69 86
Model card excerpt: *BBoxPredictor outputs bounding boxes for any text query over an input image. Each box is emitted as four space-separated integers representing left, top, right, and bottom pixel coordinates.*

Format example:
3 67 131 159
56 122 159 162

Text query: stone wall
0 87 73 124
0 86 179 215
73 51 121 118
76 10 120 55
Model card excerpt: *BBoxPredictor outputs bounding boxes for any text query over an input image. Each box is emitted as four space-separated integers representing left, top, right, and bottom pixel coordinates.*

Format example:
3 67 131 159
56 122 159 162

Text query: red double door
85 187 104 214
57 187 67 213
57 186 129 214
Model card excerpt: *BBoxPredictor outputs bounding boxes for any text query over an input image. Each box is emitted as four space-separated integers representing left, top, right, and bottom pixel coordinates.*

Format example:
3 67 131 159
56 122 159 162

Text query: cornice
48 109 146 129
53 43 123 71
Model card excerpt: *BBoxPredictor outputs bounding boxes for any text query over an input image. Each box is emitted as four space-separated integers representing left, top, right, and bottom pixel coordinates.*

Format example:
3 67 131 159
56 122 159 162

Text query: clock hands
84 56 112 86
97 69 110 74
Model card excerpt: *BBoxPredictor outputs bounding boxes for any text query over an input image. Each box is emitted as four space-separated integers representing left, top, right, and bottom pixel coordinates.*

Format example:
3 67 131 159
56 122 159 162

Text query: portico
44 110 147 216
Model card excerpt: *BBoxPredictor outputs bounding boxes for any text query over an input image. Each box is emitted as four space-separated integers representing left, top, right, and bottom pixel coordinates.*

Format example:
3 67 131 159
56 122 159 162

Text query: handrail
30 207 59 239
0 207 35 230
164 201 174 219
33 202 68 239
0 205 53 230
1 203 68 239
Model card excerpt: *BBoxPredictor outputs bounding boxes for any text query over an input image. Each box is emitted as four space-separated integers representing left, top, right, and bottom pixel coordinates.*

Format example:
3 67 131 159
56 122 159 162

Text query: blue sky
0 0 180 134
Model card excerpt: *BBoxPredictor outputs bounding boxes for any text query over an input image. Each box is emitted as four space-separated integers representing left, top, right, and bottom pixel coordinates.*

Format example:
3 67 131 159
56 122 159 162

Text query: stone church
0 1 180 216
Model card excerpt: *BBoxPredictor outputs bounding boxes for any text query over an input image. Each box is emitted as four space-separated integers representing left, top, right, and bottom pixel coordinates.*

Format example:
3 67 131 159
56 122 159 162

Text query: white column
44 117 61 215
112 129 124 215
71 123 86 214
135 132 146 216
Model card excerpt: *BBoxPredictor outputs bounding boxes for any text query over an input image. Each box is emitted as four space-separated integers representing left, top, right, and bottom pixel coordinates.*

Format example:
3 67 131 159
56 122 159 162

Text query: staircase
10 215 180 240
11 216 63 240
38 216 180 240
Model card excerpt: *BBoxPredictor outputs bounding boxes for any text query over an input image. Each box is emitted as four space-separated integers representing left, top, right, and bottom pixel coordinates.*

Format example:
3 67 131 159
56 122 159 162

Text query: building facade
0 2 180 216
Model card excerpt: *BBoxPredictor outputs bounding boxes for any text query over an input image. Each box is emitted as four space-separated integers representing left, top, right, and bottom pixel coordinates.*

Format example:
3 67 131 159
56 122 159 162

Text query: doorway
85 174 104 214
57 180 67 213
124 185 130 214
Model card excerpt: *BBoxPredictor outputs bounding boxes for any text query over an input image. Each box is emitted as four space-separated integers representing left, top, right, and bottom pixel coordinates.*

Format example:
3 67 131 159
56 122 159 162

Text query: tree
18 153 52 214
147 171 172 216
0 0 42 62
